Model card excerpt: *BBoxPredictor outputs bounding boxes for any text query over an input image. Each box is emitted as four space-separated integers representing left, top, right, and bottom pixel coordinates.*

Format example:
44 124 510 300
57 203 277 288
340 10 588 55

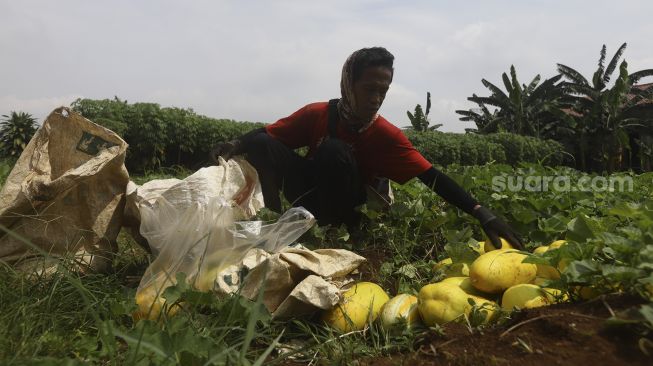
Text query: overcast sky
1 0 652 132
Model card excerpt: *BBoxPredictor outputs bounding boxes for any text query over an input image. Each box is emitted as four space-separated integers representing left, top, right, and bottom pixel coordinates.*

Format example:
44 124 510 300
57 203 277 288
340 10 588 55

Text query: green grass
1 162 652 364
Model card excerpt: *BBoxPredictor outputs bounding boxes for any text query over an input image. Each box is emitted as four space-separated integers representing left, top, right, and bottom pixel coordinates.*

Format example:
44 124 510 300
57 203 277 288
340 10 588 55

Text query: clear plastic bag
134 195 315 320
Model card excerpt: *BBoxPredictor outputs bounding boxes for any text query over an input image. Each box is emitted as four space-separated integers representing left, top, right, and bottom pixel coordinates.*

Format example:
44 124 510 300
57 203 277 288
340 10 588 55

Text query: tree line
455 43 653 172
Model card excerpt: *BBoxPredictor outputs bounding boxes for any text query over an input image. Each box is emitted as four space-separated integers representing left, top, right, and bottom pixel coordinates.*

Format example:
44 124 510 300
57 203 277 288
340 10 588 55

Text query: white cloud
452 22 496 50
1 0 652 136
0 95 83 124
429 98 475 133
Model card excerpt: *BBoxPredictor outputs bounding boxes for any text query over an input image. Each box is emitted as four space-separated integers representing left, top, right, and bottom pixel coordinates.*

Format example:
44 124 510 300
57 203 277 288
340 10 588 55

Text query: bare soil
361 294 651 366
350 247 652 365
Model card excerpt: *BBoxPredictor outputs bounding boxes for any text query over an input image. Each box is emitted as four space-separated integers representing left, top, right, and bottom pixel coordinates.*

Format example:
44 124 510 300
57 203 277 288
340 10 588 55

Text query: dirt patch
362 294 651 366
356 247 397 295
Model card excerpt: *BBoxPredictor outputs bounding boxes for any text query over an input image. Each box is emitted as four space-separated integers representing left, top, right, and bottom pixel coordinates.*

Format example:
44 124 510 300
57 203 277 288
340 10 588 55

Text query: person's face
352 66 392 121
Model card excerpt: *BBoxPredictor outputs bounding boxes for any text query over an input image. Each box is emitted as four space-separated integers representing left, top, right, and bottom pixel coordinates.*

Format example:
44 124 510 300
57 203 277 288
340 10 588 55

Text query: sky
1 0 652 132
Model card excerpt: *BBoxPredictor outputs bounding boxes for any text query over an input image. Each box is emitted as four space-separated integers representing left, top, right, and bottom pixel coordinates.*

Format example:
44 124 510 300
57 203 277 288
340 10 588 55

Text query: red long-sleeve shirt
266 102 432 184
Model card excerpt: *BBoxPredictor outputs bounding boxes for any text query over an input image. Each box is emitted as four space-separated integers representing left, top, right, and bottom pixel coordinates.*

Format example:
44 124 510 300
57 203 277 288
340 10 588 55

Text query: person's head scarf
337 50 379 133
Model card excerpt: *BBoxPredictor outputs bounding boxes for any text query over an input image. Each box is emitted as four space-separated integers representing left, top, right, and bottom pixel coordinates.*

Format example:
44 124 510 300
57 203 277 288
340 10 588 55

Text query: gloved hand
472 206 524 250
210 139 242 163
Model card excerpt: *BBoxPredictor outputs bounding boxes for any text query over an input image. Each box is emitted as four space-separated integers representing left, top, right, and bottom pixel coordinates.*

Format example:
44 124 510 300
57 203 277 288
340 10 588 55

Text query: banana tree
457 65 564 138
557 43 653 172
407 92 442 131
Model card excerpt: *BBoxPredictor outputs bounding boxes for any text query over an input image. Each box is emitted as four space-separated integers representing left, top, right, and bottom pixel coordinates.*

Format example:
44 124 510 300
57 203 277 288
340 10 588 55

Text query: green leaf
522 254 552 266
638 305 653 328
444 241 479 265
601 264 643 282
566 216 595 242
162 272 191 305
606 304 653 329
609 203 639 218
597 232 638 255
564 259 600 282
539 215 568 233
511 206 538 224
530 230 550 243
380 262 394 277
396 264 418 279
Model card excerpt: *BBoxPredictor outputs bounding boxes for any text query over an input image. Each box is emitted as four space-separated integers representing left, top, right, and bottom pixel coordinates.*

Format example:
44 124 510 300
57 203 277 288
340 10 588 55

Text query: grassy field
1 162 652 365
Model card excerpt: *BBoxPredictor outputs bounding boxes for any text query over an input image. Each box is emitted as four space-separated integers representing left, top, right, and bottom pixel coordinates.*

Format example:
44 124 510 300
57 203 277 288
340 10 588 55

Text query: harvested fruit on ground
322 282 390 332
531 276 550 286
501 284 550 310
542 287 569 303
440 276 489 297
470 249 537 293
532 245 561 280
533 240 567 255
558 258 571 272
536 264 561 280
418 282 497 326
532 240 571 273
483 237 513 252
134 289 181 321
532 245 549 255
572 286 606 300
379 294 420 330
433 257 470 277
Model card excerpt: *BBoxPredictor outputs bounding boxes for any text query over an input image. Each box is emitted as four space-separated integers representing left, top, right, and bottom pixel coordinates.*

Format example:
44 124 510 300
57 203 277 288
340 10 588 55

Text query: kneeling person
212 47 522 249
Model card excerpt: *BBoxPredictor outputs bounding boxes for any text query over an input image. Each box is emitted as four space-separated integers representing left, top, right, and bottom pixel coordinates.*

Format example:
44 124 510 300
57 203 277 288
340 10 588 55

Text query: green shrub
0 112 38 159
71 98 564 172
0 158 14 187
484 132 565 166
71 98 262 172
405 130 564 167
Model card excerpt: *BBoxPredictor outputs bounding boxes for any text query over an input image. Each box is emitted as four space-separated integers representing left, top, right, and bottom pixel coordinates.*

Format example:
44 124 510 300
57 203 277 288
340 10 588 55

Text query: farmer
212 47 523 249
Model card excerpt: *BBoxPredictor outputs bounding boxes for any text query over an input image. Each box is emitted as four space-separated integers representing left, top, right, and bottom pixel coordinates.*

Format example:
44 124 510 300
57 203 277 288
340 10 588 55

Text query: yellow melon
549 240 567 249
440 276 488 297
542 288 569 303
322 282 390 332
433 257 469 277
133 288 181 321
379 294 420 330
483 237 514 252
418 282 497 326
532 245 550 255
501 284 550 310
469 249 537 293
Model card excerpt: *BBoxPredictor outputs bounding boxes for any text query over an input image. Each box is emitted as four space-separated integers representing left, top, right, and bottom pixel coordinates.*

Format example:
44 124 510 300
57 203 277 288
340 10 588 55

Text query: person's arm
210 127 266 162
417 166 523 250
417 166 478 215
211 103 322 162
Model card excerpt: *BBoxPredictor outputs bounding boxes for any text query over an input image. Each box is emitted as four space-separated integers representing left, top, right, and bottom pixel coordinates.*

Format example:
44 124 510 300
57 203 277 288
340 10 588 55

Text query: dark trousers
245 132 366 227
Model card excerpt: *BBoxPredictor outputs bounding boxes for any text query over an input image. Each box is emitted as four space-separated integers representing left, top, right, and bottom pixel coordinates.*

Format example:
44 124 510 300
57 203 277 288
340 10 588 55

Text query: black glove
210 127 267 164
210 140 242 163
473 206 524 250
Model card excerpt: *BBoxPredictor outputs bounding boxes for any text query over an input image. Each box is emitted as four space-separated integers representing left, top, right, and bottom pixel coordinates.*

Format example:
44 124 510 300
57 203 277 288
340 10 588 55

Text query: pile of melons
322 239 573 332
